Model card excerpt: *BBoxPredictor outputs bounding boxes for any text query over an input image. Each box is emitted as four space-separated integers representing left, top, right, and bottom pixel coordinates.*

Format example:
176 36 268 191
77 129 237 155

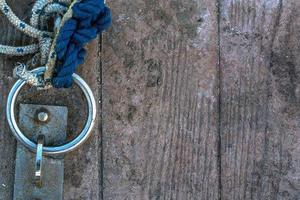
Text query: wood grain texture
1 0 300 200
220 0 300 199
102 0 219 199
0 1 102 199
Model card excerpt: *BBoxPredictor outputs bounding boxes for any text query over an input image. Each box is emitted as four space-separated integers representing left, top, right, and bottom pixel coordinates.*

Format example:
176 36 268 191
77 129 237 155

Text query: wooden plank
0 1 31 199
0 1 102 199
102 0 220 199
220 0 300 199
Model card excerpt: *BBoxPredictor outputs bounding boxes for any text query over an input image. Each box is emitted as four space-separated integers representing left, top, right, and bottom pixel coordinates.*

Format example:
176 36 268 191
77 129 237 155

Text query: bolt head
37 112 48 122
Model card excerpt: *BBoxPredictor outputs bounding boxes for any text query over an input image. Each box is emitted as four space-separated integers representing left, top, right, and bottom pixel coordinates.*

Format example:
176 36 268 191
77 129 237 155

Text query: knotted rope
0 0 111 88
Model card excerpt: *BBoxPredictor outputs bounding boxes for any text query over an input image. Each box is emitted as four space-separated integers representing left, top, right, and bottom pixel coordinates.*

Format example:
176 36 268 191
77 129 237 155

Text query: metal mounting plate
13 104 68 200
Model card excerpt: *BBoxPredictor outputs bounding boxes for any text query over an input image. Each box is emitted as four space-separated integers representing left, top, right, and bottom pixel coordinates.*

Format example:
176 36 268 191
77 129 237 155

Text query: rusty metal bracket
13 104 68 200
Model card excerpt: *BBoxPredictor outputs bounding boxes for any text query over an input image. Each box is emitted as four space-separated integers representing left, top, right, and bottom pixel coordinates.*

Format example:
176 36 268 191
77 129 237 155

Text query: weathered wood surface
220 0 300 199
102 0 219 199
0 0 300 200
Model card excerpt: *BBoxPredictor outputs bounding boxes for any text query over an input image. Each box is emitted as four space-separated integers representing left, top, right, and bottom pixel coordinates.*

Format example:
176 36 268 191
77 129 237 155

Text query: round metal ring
6 67 96 155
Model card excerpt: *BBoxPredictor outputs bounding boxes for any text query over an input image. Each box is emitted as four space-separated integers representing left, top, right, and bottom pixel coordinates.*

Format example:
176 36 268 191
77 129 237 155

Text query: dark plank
0 1 102 199
102 0 220 199
220 0 300 199
0 1 33 199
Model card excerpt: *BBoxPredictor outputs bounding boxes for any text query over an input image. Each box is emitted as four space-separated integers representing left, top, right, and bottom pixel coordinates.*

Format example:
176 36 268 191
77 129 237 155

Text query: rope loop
0 0 111 89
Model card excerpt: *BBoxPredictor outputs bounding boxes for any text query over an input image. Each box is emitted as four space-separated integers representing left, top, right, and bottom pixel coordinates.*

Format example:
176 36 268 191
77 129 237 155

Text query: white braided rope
0 44 38 55
40 4 67 30
0 0 71 58
0 0 51 38
30 0 70 28
0 0 73 88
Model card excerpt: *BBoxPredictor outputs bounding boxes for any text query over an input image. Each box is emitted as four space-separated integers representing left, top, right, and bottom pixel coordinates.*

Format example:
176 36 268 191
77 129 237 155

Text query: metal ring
35 135 44 188
6 67 97 155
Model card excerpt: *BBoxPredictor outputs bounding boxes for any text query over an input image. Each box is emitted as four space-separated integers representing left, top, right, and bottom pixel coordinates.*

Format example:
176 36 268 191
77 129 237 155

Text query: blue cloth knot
52 0 111 88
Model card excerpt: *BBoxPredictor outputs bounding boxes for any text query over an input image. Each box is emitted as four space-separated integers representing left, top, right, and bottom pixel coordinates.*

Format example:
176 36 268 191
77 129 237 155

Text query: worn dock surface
0 0 299 199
